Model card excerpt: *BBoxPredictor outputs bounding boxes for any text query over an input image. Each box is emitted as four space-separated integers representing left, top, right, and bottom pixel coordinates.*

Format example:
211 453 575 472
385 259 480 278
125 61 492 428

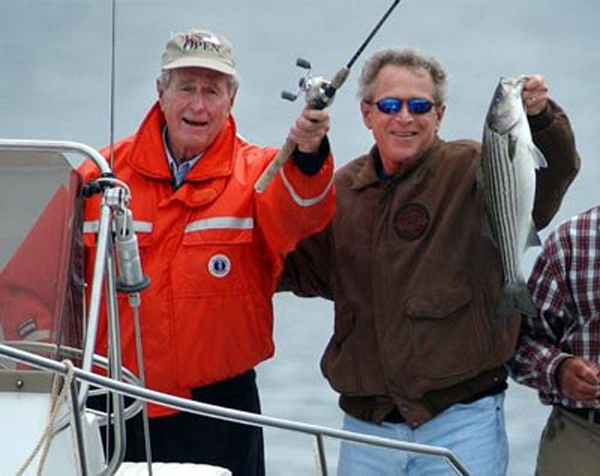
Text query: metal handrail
0 139 111 174
3 341 145 425
0 344 471 476
0 139 130 474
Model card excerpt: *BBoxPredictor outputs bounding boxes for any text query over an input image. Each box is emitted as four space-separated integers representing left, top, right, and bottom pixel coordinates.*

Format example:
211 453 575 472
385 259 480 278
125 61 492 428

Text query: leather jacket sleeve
530 100 580 229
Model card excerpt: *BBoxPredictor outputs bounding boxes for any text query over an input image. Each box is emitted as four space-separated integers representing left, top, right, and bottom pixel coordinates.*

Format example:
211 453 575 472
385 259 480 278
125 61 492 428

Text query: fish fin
525 221 542 248
492 283 538 320
531 144 548 169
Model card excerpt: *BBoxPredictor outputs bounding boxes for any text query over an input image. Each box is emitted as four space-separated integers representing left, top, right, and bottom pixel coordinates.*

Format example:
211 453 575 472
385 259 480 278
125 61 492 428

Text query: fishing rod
254 0 402 193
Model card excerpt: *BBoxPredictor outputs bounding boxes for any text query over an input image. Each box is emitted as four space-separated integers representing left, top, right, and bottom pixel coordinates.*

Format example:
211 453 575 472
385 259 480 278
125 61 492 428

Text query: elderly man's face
360 65 445 175
158 67 234 163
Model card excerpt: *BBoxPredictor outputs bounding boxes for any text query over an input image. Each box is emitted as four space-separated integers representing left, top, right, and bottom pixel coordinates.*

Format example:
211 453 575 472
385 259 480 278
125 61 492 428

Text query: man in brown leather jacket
280 48 580 475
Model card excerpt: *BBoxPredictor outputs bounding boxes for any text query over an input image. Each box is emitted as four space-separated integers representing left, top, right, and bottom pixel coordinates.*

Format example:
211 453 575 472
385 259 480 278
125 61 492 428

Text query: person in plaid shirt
508 206 600 476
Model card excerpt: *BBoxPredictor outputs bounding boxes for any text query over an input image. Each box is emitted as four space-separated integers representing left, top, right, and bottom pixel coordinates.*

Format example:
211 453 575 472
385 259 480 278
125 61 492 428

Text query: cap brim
163 58 236 76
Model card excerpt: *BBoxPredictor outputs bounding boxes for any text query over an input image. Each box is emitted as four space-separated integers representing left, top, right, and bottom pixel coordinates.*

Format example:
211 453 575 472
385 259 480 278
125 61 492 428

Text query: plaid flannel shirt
508 206 600 407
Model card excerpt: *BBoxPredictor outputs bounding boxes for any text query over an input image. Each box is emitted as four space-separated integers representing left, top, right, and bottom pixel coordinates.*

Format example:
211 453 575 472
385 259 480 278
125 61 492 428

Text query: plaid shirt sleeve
508 208 600 405
507 226 574 399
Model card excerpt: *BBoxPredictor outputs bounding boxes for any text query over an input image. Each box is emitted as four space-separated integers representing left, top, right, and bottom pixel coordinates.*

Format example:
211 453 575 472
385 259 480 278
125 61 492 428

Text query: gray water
2 0 599 474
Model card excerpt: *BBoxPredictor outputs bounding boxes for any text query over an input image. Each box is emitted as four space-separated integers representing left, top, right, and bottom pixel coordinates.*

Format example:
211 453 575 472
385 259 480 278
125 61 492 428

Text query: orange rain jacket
82 103 334 417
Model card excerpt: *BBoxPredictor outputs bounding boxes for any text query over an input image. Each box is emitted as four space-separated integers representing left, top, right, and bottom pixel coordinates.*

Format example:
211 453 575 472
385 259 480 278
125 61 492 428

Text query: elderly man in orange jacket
82 29 334 475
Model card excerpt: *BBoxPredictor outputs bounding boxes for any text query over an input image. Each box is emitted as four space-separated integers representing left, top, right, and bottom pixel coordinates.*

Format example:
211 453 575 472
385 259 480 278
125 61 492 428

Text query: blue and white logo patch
208 253 231 278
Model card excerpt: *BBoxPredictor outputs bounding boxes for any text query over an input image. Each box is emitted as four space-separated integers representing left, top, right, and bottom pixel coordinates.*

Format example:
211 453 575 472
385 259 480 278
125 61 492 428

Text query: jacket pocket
172 230 254 298
406 286 479 379
321 311 363 395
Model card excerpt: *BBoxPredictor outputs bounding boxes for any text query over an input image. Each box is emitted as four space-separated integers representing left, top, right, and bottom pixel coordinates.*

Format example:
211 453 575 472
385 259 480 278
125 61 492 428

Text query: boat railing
0 139 470 476
0 343 471 476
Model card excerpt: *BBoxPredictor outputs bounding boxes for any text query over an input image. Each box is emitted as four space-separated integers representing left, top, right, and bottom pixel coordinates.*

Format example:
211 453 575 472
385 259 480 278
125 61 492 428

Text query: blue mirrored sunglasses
373 97 434 115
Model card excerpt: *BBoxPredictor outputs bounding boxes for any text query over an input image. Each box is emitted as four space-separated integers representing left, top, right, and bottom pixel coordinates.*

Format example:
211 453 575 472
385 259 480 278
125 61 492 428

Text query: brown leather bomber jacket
280 101 580 428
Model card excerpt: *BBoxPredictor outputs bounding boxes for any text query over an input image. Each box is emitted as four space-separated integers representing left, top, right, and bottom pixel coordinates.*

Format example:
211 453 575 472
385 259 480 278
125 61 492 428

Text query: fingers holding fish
522 74 549 116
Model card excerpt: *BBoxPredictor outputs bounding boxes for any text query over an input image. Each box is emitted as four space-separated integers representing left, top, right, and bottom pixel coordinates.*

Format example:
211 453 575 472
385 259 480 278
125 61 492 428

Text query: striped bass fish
480 76 547 320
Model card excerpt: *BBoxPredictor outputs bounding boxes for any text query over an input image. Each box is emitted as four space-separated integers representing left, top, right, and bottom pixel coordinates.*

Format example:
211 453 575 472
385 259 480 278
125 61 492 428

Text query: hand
556 356 600 405
288 106 330 154
522 75 549 116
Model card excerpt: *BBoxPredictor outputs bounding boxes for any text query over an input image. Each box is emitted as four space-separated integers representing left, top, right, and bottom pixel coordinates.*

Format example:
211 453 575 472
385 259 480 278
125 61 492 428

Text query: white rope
16 359 76 476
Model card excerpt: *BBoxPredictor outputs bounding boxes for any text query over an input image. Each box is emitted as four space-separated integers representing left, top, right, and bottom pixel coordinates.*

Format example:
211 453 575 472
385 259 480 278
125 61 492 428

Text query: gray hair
357 48 448 105
157 69 240 98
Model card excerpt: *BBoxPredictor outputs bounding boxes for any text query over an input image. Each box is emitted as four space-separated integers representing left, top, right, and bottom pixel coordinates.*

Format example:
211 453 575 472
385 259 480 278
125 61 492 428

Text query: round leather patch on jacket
395 203 430 241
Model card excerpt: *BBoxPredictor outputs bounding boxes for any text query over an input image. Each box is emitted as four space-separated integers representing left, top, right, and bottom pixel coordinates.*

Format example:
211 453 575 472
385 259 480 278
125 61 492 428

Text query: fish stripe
483 127 525 287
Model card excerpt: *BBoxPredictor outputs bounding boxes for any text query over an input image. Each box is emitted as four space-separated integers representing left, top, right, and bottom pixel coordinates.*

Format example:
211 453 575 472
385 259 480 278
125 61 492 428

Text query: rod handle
254 139 297 193
330 67 350 90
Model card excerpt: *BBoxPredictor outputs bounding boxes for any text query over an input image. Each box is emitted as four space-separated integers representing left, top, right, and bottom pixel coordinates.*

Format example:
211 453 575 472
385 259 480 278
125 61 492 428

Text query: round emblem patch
208 254 231 278
395 203 430 241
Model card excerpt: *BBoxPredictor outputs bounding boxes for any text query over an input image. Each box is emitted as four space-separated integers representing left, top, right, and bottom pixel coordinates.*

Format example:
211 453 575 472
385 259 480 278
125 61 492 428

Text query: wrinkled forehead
170 66 230 84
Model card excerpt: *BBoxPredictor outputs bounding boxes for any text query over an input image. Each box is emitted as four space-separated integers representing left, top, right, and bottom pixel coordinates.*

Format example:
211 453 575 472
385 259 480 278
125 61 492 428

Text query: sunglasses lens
407 98 433 114
374 97 434 115
376 97 402 114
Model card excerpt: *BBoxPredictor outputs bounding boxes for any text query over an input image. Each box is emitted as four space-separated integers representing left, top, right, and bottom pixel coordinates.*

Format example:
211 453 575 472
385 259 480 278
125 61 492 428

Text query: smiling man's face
360 64 445 175
158 67 234 163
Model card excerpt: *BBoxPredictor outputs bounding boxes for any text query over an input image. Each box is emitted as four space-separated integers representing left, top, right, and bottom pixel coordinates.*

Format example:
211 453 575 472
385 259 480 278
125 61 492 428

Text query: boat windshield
0 148 84 365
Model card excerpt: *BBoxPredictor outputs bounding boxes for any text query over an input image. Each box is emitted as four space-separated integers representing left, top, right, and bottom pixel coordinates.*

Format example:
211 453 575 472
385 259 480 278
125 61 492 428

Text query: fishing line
105 1 154 473
108 0 116 169
108 5 155 472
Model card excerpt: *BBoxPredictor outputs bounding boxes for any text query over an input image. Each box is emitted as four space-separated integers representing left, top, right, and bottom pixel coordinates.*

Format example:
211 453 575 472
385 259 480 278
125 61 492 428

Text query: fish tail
492 283 538 320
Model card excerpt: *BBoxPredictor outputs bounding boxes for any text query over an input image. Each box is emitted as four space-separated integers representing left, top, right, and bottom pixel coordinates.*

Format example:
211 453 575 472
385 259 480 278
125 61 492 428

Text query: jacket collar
351 137 442 190
127 101 236 183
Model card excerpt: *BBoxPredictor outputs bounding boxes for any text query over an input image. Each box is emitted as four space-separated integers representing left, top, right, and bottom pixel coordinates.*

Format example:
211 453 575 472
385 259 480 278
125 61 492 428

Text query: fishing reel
281 58 337 110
